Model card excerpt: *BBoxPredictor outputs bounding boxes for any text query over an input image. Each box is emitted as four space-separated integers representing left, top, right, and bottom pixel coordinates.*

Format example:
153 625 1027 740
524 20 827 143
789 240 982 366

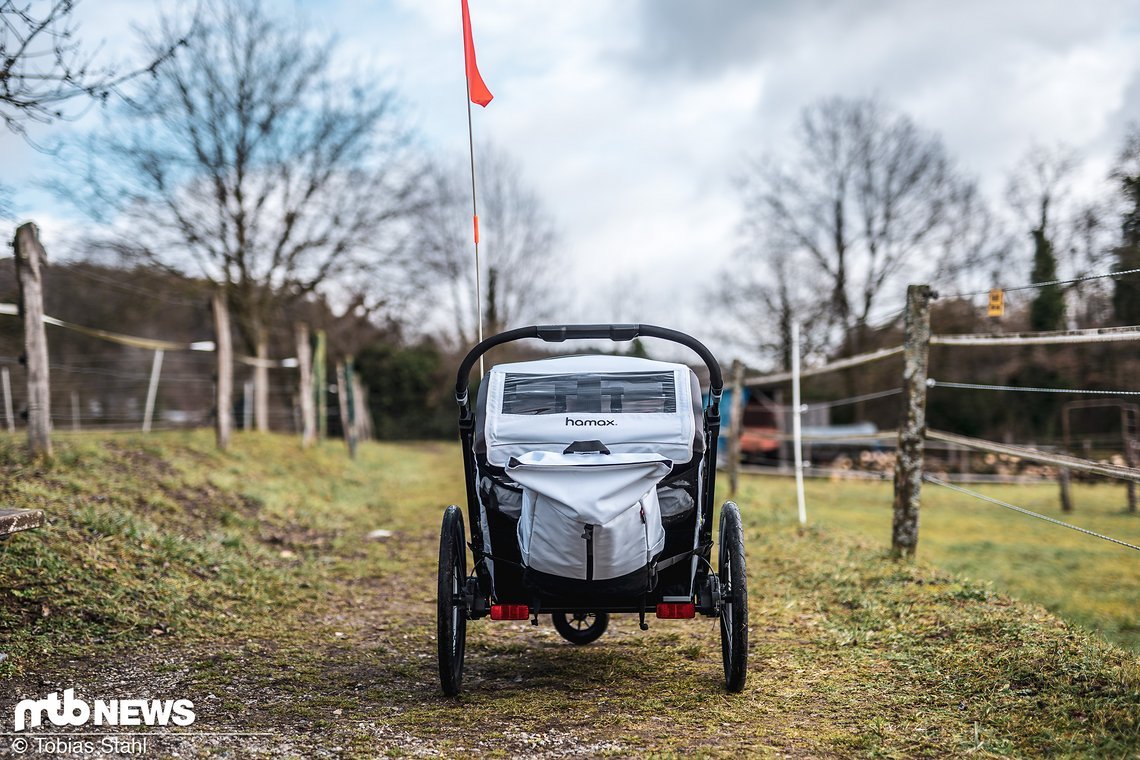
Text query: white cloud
4 0 1139 359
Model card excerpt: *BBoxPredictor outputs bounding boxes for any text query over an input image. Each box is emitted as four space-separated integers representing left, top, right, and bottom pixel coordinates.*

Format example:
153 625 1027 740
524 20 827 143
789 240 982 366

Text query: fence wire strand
806 387 904 409
943 267 1140 298
924 475 1140 552
929 380 1140 397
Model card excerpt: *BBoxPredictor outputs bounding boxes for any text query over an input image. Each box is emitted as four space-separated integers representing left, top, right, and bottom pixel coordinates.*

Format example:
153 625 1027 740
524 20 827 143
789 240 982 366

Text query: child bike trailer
437 324 748 695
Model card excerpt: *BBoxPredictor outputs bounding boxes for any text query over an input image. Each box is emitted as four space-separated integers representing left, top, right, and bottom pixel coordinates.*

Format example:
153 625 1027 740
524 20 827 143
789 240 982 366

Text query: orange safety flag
461 0 494 107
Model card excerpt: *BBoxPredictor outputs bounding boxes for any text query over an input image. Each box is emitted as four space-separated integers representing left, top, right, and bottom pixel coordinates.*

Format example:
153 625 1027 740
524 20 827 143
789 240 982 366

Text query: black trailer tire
437 505 468 696
718 501 749 692
551 612 609 645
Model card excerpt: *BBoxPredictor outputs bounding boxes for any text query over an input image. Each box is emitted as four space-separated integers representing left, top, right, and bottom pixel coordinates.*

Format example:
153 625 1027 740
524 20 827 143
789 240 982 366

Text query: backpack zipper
582 524 594 581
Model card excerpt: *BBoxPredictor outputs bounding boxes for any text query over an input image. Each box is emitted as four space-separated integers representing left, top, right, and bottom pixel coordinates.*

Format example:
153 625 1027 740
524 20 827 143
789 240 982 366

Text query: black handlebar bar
454 323 723 402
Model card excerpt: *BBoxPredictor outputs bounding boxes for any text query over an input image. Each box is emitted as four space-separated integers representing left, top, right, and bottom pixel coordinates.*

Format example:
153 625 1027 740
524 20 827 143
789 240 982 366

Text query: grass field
736 475 1140 652
1 432 1138 757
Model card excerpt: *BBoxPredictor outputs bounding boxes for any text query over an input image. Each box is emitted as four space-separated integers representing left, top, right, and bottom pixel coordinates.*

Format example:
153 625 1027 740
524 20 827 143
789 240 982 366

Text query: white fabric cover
483 355 698 467
508 451 670 581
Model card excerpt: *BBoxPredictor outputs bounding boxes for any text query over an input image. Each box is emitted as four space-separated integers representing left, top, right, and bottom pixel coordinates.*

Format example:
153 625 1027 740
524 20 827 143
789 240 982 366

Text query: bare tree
1005 144 1078 243
414 145 560 348
712 244 831 371
0 0 185 137
715 174 831 370
1065 200 1115 326
0 182 12 219
932 180 1013 295
1004 144 1106 328
56 0 424 388
737 97 961 356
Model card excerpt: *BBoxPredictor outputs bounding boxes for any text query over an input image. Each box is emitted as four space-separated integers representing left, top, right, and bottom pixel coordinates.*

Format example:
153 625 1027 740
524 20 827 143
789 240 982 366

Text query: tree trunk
13 223 52 458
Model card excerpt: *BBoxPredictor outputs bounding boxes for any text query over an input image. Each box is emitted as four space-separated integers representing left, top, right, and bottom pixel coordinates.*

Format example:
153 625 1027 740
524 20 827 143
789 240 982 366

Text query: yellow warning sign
987 288 1004 317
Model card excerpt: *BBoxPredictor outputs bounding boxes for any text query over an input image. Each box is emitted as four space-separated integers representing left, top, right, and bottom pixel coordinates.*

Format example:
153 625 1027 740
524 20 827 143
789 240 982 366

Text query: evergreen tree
1116 246 1140 324
1111 128 1140 325
625 338 650 359
354 341 452 439
1029 228 1065 330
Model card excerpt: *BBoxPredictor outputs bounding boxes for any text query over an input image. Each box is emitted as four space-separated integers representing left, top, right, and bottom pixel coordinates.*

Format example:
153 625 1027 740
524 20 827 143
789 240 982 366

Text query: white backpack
507 451 669 583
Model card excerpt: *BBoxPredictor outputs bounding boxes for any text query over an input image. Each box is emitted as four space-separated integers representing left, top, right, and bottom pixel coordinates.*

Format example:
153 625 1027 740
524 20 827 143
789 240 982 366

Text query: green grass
0 432 1137 757
0 430 463 666
739 475 1140 652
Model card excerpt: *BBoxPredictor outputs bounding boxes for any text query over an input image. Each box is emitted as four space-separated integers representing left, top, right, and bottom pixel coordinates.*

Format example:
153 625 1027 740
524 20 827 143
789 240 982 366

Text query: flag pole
463 62 484 378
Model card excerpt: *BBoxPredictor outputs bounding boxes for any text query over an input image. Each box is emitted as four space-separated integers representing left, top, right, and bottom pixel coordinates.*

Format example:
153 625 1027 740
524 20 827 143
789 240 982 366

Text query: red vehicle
720 388 782 462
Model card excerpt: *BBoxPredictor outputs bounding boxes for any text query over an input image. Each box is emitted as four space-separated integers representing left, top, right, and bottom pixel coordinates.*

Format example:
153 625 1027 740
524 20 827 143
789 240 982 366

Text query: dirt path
4 523 848 758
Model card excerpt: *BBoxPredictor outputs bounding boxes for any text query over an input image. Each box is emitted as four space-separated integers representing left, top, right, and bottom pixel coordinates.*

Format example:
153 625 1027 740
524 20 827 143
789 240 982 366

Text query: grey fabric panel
658 483 695 527
479 475 522 519
689 371 706 454
474 377 490 455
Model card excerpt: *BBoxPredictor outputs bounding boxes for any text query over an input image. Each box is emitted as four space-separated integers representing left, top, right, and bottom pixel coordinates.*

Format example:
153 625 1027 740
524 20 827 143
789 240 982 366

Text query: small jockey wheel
551 611 609 645
718 501 748 692
437 505 468 696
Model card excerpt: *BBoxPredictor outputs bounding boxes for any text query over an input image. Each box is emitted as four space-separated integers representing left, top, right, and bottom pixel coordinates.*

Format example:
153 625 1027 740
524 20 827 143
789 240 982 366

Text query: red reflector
491 604 529 620
656 603 695 619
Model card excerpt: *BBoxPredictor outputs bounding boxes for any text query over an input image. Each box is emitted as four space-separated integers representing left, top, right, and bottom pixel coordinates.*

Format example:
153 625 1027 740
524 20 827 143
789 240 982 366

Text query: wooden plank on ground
0 508 45 537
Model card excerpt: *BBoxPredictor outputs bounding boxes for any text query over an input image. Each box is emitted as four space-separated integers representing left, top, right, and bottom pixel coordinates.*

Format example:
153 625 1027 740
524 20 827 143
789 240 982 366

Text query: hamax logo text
13 689 195 732
564 418 616 427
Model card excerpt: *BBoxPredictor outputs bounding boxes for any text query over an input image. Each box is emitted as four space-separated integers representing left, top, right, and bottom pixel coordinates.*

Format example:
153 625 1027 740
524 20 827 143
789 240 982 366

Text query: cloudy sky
5 0 1140 356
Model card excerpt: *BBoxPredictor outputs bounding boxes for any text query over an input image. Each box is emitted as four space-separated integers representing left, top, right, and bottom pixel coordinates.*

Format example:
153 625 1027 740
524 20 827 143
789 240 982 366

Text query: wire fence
726 271 1140 556
0 301 354 438
928 380 1140 396
942 267 1140 299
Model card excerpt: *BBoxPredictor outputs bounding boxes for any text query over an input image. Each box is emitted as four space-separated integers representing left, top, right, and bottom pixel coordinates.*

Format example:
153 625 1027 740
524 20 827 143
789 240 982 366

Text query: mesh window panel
501 372 677 415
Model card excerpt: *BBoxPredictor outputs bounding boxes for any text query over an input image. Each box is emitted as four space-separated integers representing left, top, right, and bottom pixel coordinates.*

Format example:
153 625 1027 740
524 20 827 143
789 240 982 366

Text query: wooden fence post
212 291 233 450
1059 404 1075 512
295 323 316 448
727 359 744 497
892 284 934 558
1125 436 1137 515
345 356 358 458
13 223 52 457
254 330 269 432
351 372 372 441
141 348 164 433
1058 467 1074 513
314 330 328 440
2 367 14 433
336 360 356 458
243 380 254 431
